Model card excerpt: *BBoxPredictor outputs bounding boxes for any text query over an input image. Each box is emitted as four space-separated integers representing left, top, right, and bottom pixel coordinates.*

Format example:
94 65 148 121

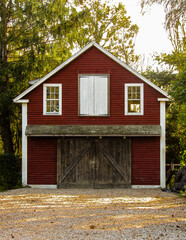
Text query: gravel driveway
0 188 185 240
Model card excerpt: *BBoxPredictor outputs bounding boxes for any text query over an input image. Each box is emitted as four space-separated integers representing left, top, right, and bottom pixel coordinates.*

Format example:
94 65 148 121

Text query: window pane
134 87 137 99
46 99 59 113
46 100 50 112
128 86 141 100
50 87 54 99
54 93 59 99
131 87 135 99
50 100 55 112
128 92 132 99
125 84 143 115
48 100 59 113
46 87 51 99
50 87 54 93
137 87 140 99
128 87 132 99
128 100 141 113
44 85 61 115
55 100 59 112
54 87 59 99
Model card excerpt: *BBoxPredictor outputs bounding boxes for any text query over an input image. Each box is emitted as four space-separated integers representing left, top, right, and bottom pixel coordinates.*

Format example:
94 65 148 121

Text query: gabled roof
13 41 169 103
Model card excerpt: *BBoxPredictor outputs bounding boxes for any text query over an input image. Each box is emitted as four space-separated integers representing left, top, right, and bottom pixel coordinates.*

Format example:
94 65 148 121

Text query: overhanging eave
25 125 161 137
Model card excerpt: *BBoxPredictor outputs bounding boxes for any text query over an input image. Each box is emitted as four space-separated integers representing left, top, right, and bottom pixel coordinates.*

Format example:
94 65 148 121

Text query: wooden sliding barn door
57 137 131 188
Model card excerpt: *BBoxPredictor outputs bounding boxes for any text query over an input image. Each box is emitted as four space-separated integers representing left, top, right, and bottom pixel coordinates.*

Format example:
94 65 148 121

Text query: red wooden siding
27 136 160 186
27 137 57 185
131 137 160 185
26 46 165 125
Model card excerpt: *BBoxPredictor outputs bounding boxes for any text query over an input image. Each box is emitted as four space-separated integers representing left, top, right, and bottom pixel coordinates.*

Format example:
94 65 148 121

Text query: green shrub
0 154 21 190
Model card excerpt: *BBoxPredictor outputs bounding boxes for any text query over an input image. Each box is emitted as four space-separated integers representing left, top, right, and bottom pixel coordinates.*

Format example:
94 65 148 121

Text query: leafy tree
155 51 186 104
141 0 186 168
141 69 174 90
141 0 186 103
0 0 88 154
141 70 185 164
75 0 139 66
166 103 186 165
0 154 21 190
0 0 140 154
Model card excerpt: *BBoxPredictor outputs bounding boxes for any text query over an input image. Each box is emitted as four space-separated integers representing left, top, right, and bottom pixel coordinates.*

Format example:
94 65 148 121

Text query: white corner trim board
22 103 28 186
160 101 166 188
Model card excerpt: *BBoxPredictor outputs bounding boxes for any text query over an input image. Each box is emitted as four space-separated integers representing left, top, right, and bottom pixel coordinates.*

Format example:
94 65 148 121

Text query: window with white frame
43 84 62 115
79 75 109 116
125 83 143 115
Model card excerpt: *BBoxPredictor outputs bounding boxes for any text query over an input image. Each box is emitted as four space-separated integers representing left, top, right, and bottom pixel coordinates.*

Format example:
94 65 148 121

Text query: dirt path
0 188 185 239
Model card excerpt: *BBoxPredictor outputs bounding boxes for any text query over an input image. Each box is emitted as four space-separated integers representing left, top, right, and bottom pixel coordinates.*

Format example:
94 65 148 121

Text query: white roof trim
15 99 29 103
28 78 41 85
13 41 169 103
158 98 170 101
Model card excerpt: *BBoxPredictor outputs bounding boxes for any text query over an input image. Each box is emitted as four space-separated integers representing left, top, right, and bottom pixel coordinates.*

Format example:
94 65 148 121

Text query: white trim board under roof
13 41 169 103
28 78 40 85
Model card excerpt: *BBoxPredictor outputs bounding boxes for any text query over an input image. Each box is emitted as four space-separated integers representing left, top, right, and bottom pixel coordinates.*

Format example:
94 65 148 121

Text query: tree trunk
1 113 14 154
0 2 14 154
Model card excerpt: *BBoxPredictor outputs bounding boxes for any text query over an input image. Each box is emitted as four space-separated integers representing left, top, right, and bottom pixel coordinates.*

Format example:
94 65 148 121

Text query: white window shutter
80 76 94 115
95 76 108 115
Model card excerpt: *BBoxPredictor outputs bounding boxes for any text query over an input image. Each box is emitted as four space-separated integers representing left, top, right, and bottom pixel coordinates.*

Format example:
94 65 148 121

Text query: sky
109 0 173 69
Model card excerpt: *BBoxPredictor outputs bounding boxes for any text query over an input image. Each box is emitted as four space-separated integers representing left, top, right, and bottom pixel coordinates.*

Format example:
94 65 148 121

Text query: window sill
79 114 110 117
125 113 143 116
43 113 62 116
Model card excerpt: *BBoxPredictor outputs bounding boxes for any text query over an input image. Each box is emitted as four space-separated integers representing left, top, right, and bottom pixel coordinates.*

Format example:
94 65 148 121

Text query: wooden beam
25 125 161 136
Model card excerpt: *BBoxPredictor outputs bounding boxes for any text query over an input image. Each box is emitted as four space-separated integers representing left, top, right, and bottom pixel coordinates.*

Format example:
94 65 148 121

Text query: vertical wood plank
58 137 131 188
127 137 131 183
57 138 62 187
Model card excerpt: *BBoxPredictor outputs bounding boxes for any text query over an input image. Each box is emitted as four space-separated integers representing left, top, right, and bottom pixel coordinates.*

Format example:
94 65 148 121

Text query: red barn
14 42 169 189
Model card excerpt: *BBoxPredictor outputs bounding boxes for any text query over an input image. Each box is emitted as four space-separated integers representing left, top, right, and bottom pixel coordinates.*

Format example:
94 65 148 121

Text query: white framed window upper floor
43 84 62 115
79 74 109 116
125 83 144 115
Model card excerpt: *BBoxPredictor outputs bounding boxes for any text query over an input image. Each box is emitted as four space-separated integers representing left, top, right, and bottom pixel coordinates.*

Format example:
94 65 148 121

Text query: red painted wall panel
27 137 57 185
131 137 160 185
25 46 165 125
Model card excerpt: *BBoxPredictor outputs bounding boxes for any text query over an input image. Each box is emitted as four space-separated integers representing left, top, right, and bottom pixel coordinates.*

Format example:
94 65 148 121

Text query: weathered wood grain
57 137 131 188
98 142 128 182
26 125 161 136
61 142 91 182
